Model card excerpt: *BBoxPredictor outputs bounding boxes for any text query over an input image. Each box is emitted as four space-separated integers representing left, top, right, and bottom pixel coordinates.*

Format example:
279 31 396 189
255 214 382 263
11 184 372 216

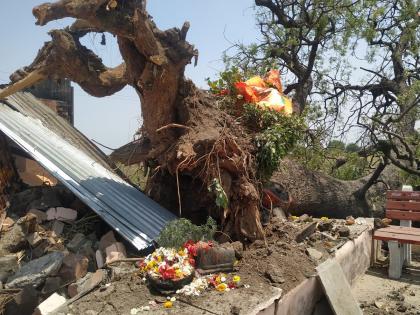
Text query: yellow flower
175 269 183 278
215 276 222 284
233 275 241 283
163 301 173 308
178 249 186 256
216 283 228 292
290 216 298 221
320 216 329 222
147 261 156 269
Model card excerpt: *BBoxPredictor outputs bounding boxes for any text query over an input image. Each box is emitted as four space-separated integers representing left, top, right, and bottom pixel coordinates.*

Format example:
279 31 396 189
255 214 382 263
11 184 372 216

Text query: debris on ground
0 184 372 315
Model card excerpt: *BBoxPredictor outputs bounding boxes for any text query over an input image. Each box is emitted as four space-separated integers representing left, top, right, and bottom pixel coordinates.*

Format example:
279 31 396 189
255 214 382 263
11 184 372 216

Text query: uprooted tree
0 0 418 242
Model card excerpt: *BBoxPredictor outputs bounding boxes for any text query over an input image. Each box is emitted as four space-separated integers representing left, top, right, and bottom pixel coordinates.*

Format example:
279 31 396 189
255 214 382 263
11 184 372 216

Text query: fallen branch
0 70 45 99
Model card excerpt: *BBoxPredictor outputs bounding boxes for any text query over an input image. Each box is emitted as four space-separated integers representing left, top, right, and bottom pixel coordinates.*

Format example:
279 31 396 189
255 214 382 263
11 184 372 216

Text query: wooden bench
373 189 420 279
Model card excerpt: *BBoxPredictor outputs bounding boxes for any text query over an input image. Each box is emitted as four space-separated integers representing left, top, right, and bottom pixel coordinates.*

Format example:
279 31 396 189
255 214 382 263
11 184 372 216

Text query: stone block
34 293 66 315
66 233 85 252
5 251 65 288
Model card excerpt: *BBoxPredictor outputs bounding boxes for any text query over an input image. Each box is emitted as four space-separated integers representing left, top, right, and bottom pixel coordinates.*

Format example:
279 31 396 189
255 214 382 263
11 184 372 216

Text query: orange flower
216 283 228 292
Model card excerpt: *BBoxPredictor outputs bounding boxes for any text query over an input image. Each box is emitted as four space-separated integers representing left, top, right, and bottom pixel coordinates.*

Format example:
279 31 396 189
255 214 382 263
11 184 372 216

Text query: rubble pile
0 186 129 315
0 183 373 314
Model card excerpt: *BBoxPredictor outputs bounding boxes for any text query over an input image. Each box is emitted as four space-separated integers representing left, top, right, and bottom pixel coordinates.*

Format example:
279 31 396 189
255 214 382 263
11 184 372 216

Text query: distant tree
328 140 346 151
345 143 361 153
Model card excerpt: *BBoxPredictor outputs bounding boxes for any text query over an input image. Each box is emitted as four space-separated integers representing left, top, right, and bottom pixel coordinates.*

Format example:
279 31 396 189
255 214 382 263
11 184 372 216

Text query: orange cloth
234 70 292 115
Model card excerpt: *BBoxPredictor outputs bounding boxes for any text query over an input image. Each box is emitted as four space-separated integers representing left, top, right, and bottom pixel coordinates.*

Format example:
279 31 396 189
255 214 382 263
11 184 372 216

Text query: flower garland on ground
139 247 194 281
138 240 244 299
139 240 213 281
176 273 242 296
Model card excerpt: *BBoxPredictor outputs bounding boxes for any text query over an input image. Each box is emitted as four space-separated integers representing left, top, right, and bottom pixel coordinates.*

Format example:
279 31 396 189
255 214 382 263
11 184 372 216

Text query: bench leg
400 220 412 266
388 240 404 279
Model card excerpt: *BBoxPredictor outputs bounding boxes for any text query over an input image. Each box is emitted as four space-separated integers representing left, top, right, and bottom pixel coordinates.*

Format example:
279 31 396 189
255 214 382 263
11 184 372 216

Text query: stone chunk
34 293 66 315
6 251 65 288
296 222 318 243
306 247 323 260
68 269 106 298
28 209 47 223
67 233 85 252
337 226 350 238
105 242 126 264
58 253 89 282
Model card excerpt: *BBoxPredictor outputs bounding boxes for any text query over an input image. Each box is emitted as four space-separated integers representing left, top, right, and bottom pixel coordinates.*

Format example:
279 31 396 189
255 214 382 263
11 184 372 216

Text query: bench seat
374 225 420 245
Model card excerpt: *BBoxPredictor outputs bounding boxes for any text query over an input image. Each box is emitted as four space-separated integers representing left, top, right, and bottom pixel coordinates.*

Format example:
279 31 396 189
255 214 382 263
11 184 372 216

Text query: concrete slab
316 259 362 315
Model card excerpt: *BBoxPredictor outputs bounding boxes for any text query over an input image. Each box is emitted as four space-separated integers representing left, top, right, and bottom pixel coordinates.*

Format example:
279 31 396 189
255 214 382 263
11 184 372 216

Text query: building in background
25 79 74 125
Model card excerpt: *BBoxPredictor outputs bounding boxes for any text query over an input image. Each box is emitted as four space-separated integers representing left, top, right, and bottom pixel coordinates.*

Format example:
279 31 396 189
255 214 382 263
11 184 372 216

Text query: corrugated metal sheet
0 92 176 250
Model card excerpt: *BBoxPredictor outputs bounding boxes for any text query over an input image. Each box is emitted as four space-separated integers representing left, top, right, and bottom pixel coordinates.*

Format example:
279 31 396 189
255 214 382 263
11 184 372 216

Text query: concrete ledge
257 226 373 315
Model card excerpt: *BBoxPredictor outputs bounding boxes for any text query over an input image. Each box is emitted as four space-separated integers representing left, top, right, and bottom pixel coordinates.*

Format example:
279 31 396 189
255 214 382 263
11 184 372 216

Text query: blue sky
0 1 258 152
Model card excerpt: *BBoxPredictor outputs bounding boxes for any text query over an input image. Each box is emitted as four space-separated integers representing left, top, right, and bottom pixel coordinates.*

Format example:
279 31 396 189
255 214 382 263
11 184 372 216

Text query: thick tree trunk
268 159 371 218
3 0 382 242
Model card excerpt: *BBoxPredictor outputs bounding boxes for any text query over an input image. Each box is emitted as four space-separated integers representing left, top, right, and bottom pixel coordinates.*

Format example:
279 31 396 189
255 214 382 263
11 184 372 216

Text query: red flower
184 240 198 257
228 282 236 289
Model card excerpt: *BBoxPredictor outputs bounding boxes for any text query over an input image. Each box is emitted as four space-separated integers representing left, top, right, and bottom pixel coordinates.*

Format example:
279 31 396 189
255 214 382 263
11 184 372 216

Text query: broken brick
56 207 77 221
99 231 117 252
58 253 89 282
105 242 126 264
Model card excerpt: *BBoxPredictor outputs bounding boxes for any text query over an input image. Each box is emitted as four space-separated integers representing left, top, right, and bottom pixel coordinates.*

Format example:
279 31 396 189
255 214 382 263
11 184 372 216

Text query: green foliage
332 153 369 180
345 143 361 153
157 217 217 249
208 178 228 209
327 140 346 150
206 67 244 95
245 105 306 179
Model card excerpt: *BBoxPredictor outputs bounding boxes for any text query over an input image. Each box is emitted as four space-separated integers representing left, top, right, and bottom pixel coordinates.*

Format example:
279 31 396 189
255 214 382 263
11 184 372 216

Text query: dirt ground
352 256 420 314
62 217 317 314
62 217 370 314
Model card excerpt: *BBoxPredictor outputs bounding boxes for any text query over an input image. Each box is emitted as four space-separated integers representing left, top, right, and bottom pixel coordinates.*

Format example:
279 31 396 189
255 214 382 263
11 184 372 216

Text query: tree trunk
267 159 371 218
2 0 382 242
